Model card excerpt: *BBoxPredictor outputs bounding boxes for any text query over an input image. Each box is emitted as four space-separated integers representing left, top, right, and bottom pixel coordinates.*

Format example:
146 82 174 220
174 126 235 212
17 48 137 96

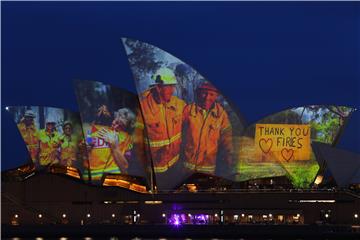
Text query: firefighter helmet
197 81 218 92
24 110 36 118
152 67 177 85
63 121 72 128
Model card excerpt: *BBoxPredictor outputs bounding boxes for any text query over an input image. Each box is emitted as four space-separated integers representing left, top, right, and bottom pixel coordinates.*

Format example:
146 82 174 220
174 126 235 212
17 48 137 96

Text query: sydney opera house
2 38 360 238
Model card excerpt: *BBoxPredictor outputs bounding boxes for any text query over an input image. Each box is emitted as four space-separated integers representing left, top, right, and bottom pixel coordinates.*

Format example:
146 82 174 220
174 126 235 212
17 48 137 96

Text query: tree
302 105 353 144
124 38 163 88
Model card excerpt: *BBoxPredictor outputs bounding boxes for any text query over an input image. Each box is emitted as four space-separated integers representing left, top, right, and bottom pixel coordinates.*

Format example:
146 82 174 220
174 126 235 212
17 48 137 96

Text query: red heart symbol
259 138 273 154
281 148 294 162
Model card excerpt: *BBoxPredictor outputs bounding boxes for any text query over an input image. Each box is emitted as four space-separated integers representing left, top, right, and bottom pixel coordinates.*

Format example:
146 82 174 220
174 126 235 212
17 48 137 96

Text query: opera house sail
2 38 359 238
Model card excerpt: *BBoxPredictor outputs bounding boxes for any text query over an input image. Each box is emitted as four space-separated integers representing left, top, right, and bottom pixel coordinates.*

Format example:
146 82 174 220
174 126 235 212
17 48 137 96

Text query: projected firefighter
122 38 246 188
38 116 61 166
97 108 135 173
9 106 85 171
17 110 39 161
59 121 79 167
85 105 135 181
182 82 233 176
138 68 186 175
74 80 151 186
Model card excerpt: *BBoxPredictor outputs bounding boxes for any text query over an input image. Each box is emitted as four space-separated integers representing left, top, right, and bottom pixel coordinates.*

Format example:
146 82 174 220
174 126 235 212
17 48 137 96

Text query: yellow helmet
152 67 177 85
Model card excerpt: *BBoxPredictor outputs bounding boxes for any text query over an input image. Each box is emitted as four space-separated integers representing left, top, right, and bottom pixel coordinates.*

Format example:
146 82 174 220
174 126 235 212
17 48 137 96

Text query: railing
156 188 346 194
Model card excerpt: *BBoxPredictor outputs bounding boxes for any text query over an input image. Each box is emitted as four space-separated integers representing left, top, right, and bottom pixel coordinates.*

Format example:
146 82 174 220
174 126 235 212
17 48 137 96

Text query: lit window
299 199 335 203
144 200 162 204
314 175 324 185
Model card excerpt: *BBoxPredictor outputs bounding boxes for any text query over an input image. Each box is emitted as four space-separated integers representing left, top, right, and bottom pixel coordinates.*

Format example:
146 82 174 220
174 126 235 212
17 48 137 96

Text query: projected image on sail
238 105 355 188
122 38 246 189
74 80 150 186
7 106 85 173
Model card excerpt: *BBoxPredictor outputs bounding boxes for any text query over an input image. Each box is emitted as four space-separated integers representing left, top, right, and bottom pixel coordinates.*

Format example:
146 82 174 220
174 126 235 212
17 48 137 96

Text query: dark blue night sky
2 2 359 170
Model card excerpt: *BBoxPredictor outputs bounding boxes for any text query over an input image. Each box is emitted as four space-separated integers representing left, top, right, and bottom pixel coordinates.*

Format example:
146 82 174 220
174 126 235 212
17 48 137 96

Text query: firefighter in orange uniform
137 67 186 176
182 82 233 177
38 117 61 166
97 108 136 174
59 121 78 167
84 106 135 183
83 105 119 182
17 110 39 162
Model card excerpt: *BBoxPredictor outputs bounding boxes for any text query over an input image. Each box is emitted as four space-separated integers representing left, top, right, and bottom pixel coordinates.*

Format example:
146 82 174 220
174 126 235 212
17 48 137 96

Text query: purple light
168 213 209 226
169 214 183 227
193 214 208 225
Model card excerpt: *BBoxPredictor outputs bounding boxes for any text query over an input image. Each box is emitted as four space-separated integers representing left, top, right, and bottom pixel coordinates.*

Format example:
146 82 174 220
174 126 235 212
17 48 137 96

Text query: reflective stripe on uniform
184 162 215 173
84 167 121 180
154 154 179 173
145 132 181 148
134 121 144 129
91 167 120 175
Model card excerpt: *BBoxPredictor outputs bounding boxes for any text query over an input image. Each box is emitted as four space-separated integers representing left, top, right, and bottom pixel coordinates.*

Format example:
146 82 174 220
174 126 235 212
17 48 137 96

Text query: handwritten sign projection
255 124 311 162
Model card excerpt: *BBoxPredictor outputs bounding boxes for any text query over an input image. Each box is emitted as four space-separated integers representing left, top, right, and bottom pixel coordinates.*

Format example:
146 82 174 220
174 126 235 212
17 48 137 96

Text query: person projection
59 121 78 167
84 105 119 182
38 116 61 166
97 108 136 174
182 82 233 177
85 105 137 182
17 110 39 162
136 67 186 175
